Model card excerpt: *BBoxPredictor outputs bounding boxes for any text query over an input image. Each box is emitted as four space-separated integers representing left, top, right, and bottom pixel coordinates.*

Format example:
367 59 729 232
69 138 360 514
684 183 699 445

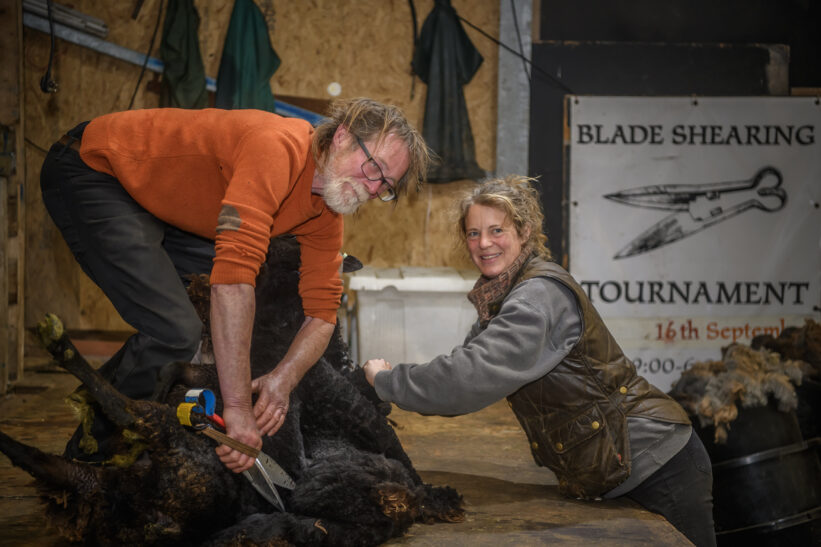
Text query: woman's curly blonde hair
312 97 429 201
454 175 552 261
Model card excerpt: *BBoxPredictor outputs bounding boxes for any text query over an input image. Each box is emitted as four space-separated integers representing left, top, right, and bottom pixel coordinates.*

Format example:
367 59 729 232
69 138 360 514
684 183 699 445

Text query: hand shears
604 166 787 259
176 388 295 511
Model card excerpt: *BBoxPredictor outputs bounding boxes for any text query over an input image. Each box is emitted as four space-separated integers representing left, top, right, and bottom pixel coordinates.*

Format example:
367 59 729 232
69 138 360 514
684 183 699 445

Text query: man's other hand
251 369 293 436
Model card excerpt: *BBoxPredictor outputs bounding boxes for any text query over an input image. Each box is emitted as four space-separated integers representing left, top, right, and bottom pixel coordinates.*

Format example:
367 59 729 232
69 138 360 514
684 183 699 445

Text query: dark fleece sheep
0 236 463 545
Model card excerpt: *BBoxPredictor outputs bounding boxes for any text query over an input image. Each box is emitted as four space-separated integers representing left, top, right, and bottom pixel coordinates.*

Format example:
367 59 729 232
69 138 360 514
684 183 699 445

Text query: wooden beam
0 0 26 394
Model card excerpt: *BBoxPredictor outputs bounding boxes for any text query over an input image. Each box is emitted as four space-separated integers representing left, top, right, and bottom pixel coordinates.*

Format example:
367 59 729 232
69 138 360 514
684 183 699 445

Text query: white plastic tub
347 266 478 366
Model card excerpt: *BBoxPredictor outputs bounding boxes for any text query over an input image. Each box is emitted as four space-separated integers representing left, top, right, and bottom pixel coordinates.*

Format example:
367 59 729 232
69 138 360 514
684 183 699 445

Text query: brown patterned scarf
467 246 534 327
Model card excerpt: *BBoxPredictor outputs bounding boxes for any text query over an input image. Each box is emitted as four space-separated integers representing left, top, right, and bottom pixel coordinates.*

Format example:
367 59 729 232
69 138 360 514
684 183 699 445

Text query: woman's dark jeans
627 429 717 547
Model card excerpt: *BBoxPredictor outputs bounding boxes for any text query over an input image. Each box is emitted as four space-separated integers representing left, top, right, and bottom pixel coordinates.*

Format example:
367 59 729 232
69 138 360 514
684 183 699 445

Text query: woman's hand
363 358 392 386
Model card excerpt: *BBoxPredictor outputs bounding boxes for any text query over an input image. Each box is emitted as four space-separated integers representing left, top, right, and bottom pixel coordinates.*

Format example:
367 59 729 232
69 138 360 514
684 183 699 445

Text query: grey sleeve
462 319 482 345
373 277 582 416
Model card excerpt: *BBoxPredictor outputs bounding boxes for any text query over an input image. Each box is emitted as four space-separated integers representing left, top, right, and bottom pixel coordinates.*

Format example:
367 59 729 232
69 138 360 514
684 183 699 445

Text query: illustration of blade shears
604 166 787 259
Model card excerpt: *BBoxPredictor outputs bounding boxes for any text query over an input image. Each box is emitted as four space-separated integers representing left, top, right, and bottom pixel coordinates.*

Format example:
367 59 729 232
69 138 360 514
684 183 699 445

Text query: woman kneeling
363 175 716 547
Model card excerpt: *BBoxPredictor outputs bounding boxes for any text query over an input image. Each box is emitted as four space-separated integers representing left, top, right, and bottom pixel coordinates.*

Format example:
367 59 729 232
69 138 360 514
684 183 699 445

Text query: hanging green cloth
215 0 281 111
159 0 208 109
412 0 485 182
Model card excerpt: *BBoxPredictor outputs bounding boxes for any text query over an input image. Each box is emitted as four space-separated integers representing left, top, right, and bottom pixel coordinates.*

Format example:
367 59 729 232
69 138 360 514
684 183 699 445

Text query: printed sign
566 96 820 392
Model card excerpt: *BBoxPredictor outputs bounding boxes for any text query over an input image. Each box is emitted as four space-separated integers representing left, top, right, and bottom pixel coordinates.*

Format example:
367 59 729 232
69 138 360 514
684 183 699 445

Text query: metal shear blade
190 422 295 510
255 450 296 489
244 460 286 511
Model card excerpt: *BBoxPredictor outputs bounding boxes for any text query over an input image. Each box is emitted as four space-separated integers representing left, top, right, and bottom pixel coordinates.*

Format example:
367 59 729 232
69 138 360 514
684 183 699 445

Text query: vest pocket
546 404 628 498
546 404 606 455
515 402 628 498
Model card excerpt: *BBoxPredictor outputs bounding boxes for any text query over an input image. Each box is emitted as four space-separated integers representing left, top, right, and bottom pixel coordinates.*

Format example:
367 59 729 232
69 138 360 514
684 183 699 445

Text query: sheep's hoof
376 484 417 521
37 313 64 347
439 508 466 523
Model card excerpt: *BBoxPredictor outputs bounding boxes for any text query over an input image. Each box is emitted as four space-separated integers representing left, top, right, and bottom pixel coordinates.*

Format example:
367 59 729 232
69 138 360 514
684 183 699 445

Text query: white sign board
567 96 820 392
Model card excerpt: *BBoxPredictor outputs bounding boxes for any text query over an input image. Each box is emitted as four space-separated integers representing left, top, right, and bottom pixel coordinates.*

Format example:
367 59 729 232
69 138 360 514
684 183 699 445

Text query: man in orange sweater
40 98 428 473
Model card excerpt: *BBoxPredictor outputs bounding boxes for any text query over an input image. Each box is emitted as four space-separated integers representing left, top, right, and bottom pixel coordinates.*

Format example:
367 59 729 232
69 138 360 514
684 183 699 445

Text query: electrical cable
127 0 164 110
25 137 50 156
39 0 58 93
443 1 575 95
407 0 419 100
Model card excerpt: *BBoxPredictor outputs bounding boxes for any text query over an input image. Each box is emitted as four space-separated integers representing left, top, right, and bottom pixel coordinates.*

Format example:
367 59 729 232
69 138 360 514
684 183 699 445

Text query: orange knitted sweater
79 108 343 324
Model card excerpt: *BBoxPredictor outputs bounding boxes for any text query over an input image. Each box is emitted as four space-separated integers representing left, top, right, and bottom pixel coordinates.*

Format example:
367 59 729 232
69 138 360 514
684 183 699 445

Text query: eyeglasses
355 135 397 202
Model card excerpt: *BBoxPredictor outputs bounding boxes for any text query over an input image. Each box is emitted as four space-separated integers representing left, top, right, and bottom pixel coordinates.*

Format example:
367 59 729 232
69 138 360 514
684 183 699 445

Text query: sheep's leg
150 361 190 402
150 361 220 403
418 483 465 523
0 429 101 494
37 314 136 429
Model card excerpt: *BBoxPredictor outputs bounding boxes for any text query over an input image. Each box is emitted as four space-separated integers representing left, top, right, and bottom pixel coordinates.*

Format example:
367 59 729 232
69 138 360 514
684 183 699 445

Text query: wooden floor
0 353 691 546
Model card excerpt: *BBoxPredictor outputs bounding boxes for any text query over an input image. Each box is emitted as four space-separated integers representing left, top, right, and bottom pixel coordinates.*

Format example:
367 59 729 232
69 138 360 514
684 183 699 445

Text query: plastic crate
347 266 478 366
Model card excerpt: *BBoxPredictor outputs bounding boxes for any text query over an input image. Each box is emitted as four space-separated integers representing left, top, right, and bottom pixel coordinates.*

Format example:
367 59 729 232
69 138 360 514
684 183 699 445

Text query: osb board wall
24 0 171 332
23 0 499 331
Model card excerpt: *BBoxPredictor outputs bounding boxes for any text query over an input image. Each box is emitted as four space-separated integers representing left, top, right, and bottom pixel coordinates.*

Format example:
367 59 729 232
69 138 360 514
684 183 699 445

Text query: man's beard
321 159 370 215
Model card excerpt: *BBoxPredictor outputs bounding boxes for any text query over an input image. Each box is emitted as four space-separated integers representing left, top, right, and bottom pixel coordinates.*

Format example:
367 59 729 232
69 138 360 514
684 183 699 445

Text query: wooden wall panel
3 0 27 387
270 0 497 269
24 1 168 332
22 0 499 332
